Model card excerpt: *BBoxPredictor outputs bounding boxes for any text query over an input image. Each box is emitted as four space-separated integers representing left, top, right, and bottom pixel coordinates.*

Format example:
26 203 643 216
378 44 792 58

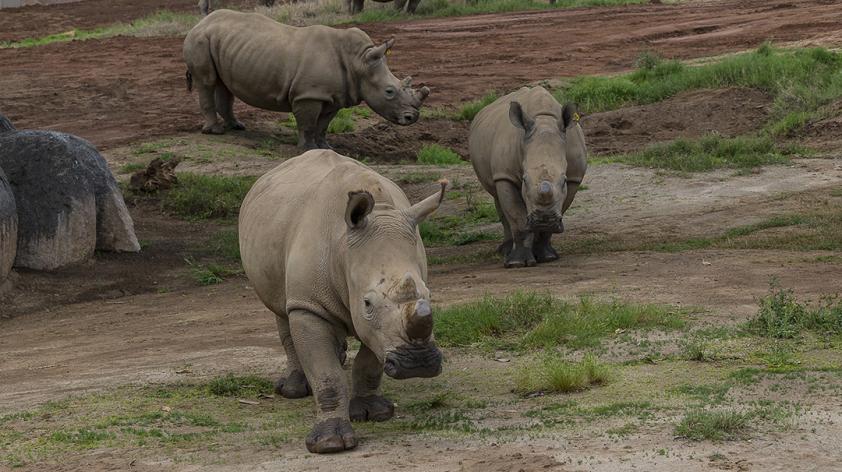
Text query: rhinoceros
239 149 445 453
348 0 423 14
198 0 275 16
469 86 587 268
183 10 430 149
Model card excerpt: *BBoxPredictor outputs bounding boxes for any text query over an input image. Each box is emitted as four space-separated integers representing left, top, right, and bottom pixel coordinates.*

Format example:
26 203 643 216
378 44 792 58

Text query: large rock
0 166 16 286
0 115 140 271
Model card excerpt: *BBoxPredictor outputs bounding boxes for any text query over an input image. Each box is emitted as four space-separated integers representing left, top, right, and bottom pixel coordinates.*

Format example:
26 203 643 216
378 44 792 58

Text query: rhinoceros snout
527 210 564 233
396 110 420 126
384 344 442 379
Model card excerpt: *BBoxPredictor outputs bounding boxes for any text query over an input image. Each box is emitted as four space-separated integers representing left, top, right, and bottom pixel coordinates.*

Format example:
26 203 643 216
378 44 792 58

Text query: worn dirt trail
2 0 842 149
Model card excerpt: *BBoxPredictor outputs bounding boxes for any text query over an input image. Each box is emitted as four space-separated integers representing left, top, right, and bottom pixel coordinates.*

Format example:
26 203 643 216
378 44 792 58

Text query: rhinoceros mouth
395 109 420 126
527 212 564 233
384 344 442 379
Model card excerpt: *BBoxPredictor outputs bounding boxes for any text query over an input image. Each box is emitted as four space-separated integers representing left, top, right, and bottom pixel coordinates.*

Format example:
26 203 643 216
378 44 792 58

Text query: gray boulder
0 166 16 286
0 115 140 271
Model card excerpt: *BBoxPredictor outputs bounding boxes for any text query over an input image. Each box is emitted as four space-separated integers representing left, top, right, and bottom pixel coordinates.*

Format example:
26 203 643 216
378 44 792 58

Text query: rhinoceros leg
494 197 513 256
495 180 536 268
315 108 339 150
393 0 408 11
347 0 364 14
290 310 357 453
215 84 245 131
292 99 326 150
406 0 422 13
274 314 312 398
532 231 559 263
349 344 394 422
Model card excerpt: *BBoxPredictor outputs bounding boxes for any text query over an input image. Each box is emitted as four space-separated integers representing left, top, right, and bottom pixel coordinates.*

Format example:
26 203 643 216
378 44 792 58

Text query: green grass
514 354 611 395
416 144 464 165
208 228 241 262
0 10 198 48
746 287 842 339
419 200 498 246
456 91 500 121
600 134 803 172
206 374 274 397
162 173 256 220
118 162 146 174
189 262 241 286
674 409 751 441
282 107 370 134
397 171 442 184
434 291 686 350
554 45 842 136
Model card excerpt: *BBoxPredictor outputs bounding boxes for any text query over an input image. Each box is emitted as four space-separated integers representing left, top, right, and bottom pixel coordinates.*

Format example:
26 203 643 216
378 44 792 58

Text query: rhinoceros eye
384 86 397 100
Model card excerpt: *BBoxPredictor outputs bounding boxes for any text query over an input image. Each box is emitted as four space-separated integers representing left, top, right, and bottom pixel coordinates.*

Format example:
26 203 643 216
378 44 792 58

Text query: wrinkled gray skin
349 0 422 15
198 0 275 16
0 166 16 288
469 86 587 268
239 150 445 453
183 10 430 149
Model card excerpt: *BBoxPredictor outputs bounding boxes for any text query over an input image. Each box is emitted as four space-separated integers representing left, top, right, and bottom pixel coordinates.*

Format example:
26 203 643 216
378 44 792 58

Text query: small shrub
417 144 464 165
515 354 611 395
748 288 807 339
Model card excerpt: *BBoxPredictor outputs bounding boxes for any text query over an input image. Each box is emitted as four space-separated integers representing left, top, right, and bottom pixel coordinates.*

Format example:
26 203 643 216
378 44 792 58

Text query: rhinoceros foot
350 395 394 422
225 120 246 131
305 417 357 454
504 246 537 269
201 123 225 135
533 243 559 264
275 370 312 398
496 239 513 256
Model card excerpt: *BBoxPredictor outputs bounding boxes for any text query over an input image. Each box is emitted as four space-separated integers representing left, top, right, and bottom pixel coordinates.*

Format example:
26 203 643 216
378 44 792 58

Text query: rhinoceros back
239 150 407 322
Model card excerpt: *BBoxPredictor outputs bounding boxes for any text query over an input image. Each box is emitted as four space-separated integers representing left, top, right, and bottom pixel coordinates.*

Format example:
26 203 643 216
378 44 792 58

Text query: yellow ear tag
573 112 581 122
386 49 392 56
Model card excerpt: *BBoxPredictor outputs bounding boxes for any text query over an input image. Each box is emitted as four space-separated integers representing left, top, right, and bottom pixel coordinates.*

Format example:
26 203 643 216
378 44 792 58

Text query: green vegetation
555 45 842 136
206 374 274 397
599 134 803 172
397 171 442 184
674 409 751 441
162 173 256 220
434 291 686 349
209 228 241 262
515 354 611 394
419 200 498 246
189 262 242 285
416 144 465 165
456 91 500 121
282 107 370 134
118 162 146 174
0 10 198 48
746 287 842 339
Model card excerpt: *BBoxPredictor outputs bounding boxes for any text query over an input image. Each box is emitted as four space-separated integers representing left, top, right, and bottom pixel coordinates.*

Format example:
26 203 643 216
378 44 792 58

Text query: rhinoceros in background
348 0 423 15
469 86 587 268
239 150 445 453
0 166 16 290
183 10 430 149
198 0 276 16
0 114 140 271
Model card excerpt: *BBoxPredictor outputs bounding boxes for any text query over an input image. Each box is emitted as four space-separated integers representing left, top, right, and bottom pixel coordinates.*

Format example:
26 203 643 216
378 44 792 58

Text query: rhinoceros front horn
407 299 434 340
416 86 430 102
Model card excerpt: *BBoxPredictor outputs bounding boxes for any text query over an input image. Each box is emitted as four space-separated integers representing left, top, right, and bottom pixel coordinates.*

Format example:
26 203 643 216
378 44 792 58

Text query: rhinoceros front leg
347 0 364 14
532 231 559 263
495 180 536 268
406 0 422 13
349 344 394 422
274 314 311 398
289 310 357 453
493 197 513 256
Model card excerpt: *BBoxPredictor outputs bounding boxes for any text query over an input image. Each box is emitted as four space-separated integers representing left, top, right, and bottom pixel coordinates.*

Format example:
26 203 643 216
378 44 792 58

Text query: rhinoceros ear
509 101 534 134
365 38 395 64
407 179 448 226
560 103 579 130
346 190 375 230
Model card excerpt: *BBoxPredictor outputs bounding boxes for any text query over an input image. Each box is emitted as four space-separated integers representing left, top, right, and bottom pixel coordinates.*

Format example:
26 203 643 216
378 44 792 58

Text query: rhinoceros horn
406 298 433 340
406 179 447 226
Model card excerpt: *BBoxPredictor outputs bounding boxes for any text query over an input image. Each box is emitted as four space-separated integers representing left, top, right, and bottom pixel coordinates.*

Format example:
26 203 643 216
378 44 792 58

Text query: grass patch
162 173 256 220
456 91 500 121
119 162 146 174
434 291 686 350
416 144 464 165
746 287 842 339
397 171 442 184
0 10 199 48
208 228 241 262
515 354 611 395
282 106 370 133
206 374 274 397
674 409 751 441
189 262 241 286
600 134 803 172
419 200 498 246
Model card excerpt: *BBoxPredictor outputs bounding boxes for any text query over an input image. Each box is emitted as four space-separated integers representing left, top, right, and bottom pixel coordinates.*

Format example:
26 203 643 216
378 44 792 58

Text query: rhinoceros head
509 101 577 233
358 39 431 126
343 181 446 379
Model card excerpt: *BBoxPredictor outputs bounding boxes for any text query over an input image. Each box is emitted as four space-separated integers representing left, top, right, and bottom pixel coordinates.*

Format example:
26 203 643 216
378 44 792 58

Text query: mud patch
581 87 772 155
331 118 470 163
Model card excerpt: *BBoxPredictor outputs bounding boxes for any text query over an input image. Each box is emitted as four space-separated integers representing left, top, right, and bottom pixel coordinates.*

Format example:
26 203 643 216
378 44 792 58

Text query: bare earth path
2 0 842 149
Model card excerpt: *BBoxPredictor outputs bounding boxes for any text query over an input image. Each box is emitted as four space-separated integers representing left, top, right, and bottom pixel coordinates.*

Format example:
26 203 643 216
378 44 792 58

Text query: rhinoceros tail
186 70 193 92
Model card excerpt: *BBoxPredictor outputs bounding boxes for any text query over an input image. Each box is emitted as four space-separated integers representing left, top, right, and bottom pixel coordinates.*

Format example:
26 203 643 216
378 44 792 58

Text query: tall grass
514 354 611 395
747 287 842 339
162 174 256 220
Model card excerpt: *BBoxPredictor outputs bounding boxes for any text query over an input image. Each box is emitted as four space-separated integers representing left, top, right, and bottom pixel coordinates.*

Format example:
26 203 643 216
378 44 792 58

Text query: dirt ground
3 0 842 149
3 0 842 471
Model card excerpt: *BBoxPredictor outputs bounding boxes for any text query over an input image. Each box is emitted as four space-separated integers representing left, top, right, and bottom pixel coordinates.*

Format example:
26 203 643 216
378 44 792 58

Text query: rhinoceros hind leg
292 100 325 149
350 395 394 422
532 231 559 263
393 0 408 11
306 417 357 454
315 108 339 150
215 84 245 131
406 0 422 13
275 369 312 398
347 0 364 14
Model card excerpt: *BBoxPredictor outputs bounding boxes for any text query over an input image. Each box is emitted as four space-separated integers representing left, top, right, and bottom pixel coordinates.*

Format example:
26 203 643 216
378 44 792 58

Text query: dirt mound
582 87 772 155
803 100 842 152
331 118 470 163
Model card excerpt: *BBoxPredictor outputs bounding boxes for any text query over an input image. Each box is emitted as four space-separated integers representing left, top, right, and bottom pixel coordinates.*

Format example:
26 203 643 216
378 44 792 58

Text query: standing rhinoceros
239 149 445 453
198 0 276 16
348 0 423 15
183 10 430 149
469 86 587 268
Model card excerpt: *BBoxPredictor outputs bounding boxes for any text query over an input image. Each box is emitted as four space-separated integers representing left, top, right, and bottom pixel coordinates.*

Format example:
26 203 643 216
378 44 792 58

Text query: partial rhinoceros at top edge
239 149 445 453
469 86 588 268
0 114 140 271
0 166 16 287
183 10 430 150
198 0 276 16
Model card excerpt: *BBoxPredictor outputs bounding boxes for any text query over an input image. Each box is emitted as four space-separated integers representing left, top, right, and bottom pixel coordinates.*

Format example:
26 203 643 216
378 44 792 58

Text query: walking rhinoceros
198 0 275 16
239 149 445 453
469 86 587 268
348 0 423 15
183 10 430 149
